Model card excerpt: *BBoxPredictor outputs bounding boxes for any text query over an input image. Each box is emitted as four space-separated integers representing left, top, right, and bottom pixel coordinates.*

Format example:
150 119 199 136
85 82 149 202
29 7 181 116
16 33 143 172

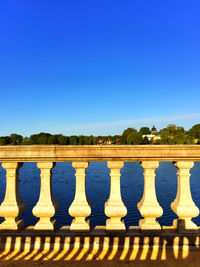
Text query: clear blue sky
1 0 200 136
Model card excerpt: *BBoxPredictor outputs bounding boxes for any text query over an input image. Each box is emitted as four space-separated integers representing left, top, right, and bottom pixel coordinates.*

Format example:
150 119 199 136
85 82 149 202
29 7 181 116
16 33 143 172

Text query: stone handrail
0 145 200 161
0 145 200 232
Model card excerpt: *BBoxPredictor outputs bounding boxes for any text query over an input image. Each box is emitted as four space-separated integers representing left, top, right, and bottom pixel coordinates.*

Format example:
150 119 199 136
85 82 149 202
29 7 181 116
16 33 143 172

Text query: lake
0 161 200 227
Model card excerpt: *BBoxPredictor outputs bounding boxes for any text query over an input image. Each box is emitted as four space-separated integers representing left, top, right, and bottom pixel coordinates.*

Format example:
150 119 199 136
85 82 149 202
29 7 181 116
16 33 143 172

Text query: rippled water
0 162 200 227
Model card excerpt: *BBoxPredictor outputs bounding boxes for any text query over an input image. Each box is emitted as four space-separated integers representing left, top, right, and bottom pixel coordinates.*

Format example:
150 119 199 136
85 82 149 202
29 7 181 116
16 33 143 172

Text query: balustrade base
34 219 57 231
139 218 162 231
0 226 200 262
106 219 126 231
70 219 90 232
173 219 198 233
0 219 24 232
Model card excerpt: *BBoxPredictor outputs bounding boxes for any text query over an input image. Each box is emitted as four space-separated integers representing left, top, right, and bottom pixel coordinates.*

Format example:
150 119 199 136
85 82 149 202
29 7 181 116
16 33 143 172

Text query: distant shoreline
0 124 200 145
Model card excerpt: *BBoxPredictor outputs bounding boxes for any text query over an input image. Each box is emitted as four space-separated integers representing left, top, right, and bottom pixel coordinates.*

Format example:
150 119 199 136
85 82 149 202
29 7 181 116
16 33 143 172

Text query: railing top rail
0 145 200 162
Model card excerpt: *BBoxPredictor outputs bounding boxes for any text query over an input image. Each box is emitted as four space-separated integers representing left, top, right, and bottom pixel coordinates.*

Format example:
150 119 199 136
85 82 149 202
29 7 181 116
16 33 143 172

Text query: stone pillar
69 162 91 231
0 162 25 231
137 161 163 230
171 161 199 231
32 162 58 230
105 161 127 230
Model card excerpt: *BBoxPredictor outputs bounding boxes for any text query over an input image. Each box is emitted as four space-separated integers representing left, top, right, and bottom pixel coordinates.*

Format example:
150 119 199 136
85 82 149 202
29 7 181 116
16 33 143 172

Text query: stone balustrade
0 145 200 232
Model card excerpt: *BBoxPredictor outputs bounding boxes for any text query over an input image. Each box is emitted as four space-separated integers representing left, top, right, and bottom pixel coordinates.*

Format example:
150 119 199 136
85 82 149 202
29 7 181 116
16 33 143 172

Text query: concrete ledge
0 145 200 162
0 227 200 262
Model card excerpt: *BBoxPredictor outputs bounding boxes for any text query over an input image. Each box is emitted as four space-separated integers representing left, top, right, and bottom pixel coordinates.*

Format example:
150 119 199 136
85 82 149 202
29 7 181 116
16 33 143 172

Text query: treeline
0 124 200 145
121 124 200 145
0 132 121 145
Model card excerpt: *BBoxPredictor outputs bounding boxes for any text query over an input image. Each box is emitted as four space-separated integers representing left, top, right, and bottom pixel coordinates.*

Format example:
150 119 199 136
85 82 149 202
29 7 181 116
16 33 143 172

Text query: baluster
33 162 58 230
69 162 91 231
137 161 163 230
105 161 127 230
0 162 25 231
171 161 199 231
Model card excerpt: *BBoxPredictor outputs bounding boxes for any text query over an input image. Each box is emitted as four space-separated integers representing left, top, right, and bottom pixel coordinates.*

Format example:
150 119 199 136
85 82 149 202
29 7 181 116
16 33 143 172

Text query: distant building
142 134 155 141
152 135 161 142
142 125 161 143
151 125 157 135
98 139 112 145
104 140 112 145
142 134 161 143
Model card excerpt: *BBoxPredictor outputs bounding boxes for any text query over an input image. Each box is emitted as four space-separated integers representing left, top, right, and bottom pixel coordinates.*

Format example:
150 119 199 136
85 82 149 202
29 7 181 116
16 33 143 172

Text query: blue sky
1 0 200 136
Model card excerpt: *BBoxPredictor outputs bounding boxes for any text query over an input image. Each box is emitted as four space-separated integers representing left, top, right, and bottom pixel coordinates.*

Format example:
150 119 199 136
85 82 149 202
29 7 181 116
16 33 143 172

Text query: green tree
37 133 51 144
48 135 59 144
58 134 69 145
88 135 94 145
121 128 137 144
0 136 11 145
141 136 150 144
10 134 23 145
79 135 85 145
185 135 195 144
160 127 194 145
174 132 187 144
30 134 39 144
189 124 200 139
160 134 175 144
160 124 185 144
70 136 78 145
127 132 142 145
84 136 89 145
139 127 151 135
21 137 31 145
93 136 98 145
161 124 185 136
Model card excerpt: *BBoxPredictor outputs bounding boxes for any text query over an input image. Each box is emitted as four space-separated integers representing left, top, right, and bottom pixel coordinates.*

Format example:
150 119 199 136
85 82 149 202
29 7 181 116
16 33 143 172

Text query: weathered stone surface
171 161 199 232
0 146 200 234
0 162 25 230
0 145 200 162
105 161 127 231
69 162 91 231
138 161 163 230
32 162 58 230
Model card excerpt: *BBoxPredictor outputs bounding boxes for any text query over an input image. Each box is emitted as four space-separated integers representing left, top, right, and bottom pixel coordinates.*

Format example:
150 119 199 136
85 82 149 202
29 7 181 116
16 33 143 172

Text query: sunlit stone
0 162 25 231
105 161 127 231
171 161 199 231
138 161 163 230
69 162 91 231
33 162 58 230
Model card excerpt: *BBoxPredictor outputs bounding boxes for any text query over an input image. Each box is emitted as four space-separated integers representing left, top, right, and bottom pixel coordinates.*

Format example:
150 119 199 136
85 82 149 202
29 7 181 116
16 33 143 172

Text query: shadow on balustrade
0 234 199 262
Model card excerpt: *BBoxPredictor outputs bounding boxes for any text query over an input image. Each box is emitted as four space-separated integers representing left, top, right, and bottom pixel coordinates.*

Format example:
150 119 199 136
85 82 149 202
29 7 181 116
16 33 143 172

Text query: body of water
0 162 200 227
